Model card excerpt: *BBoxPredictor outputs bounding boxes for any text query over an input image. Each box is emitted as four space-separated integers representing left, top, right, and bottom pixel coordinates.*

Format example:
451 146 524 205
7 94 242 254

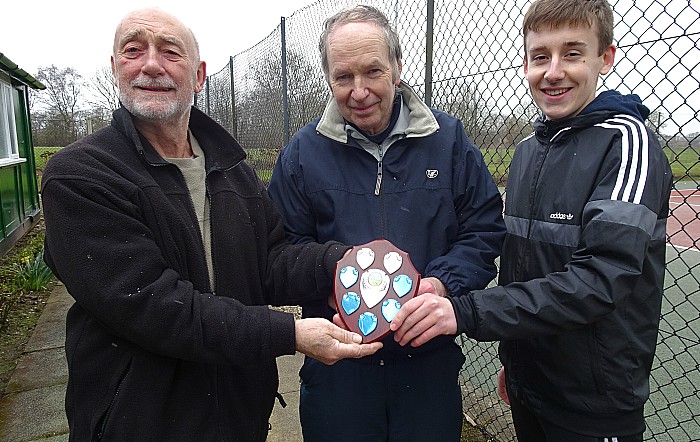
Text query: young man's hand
295 318 382 364
390 293 457 347
497 367 510 405
417 276 449 297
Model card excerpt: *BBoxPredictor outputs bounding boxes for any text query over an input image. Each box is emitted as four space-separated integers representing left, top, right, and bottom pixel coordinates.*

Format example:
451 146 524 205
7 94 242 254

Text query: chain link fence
196 0 700 439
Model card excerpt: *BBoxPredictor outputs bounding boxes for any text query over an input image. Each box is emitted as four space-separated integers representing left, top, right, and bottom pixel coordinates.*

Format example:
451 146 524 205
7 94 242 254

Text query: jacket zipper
206 158 243 296
95 370 129 440
206 161 242 439
206 186 216 295
514 140 552 281
374 144 388 237
588 325 607 395
526 142 552 239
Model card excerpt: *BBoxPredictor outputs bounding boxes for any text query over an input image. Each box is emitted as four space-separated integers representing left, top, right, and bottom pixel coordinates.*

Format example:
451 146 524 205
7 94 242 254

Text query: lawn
666 146 700 180
34 147 61 188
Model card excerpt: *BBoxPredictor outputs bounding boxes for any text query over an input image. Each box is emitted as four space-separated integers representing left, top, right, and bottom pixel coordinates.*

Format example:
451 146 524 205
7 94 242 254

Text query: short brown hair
523 0 614 56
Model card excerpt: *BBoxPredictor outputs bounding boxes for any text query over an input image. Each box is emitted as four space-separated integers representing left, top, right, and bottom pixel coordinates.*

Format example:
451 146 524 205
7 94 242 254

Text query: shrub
11 247 54 292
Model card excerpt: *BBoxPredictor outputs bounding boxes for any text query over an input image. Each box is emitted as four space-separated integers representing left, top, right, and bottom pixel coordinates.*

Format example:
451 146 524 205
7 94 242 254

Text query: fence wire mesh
197 0 700 439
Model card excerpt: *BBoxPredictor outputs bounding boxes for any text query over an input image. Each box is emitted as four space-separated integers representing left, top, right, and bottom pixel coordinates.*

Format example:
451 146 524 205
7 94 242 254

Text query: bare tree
286 52 329 133
432 80 500 148
86 67 120 116
33 65 83 145
84 67 120 133
235 49 328 151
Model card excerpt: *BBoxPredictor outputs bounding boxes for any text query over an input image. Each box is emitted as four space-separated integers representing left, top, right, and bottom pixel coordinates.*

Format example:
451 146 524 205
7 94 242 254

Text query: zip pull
375 145 384 196
375 161 383 196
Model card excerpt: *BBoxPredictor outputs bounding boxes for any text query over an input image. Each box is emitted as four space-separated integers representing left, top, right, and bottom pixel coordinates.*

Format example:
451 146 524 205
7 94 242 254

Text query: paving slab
24 285 71 353
22 320 65 354
0 384 69 442
5 347 67 394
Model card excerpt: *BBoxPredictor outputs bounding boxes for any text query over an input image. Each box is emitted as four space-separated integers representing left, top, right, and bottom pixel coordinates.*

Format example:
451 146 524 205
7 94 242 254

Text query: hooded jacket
41 106 348 441
268 82 506 356
450 91 672 435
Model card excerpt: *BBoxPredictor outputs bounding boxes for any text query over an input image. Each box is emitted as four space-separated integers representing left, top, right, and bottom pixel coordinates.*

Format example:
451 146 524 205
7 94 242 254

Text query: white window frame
0 80 24 166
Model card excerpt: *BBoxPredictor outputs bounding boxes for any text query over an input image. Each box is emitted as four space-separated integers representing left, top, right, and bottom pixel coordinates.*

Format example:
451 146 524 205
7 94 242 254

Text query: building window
0 80 19 161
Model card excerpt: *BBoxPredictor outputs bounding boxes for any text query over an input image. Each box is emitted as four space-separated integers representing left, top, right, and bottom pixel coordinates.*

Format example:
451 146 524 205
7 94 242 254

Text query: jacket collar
534 108 617 144
533 91 648 145
316 81 439 143
111 105 247 172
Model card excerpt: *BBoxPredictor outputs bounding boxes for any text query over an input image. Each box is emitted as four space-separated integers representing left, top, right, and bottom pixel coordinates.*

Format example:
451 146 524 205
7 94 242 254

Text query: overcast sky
0 0 317 79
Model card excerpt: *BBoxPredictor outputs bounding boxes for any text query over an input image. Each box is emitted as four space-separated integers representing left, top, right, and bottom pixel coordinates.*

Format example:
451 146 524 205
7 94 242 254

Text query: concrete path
0 282 70 442
0 282 303 441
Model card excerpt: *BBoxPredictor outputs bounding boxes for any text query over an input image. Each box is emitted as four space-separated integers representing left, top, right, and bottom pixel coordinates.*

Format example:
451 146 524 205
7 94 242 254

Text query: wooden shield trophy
334 239 420 343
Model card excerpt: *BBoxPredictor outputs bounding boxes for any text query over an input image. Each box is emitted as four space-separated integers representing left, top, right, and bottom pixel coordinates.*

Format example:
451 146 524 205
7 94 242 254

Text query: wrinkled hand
497 367 510 405
417 277 449 297
390 293 457 347
332 313 346 329
295 318 382 365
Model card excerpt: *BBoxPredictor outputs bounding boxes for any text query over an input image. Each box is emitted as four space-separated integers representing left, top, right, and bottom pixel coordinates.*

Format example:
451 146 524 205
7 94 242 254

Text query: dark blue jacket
269 83 506 355
451 91 672 435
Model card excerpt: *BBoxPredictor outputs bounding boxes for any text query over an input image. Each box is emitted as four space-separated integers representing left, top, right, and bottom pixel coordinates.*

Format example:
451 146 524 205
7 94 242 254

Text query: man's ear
599 45 616 76
194 61 207 94
394 59 403 86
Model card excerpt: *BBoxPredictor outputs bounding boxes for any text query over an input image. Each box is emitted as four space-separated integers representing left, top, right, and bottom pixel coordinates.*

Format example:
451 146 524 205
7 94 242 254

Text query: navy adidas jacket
451 91 672 435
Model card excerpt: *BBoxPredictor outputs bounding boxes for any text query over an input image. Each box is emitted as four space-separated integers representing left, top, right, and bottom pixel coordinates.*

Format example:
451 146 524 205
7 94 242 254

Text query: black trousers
509 394 644 442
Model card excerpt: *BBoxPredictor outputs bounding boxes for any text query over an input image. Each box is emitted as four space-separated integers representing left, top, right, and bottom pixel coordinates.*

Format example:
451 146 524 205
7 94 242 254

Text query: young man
268 5 506 441
391 0 672 440
41 8 381 441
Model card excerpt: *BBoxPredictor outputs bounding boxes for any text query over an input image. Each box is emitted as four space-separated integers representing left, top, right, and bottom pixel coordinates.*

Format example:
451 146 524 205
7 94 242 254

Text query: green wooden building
0 52 44 257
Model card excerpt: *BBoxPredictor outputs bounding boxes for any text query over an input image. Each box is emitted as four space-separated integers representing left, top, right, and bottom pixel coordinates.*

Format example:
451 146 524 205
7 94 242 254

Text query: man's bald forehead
113 8 200 60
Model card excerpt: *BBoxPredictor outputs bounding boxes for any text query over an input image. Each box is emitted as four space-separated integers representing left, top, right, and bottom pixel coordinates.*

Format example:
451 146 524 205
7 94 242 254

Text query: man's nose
544 58 564 82
141 47 165 76
350 77 370 101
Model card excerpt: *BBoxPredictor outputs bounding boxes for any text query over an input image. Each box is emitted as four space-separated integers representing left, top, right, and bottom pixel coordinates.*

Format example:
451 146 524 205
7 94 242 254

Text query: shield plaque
334 239 420 343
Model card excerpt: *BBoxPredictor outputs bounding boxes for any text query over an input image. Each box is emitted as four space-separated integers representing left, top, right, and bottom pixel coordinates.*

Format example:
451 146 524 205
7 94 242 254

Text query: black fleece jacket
42 106 348 441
